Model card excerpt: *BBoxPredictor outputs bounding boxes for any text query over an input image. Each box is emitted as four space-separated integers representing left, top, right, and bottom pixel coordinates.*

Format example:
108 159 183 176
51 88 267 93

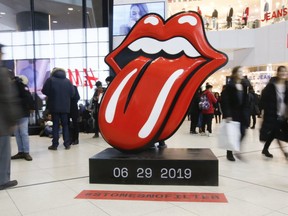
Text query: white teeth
128 37 200 58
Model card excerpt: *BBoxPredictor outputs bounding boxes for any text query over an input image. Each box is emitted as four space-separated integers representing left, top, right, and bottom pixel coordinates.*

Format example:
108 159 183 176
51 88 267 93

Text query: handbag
217 121 241 151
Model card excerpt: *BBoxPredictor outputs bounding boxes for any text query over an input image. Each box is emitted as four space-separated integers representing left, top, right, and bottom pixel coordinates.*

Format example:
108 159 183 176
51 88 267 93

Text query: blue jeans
14 117 30 153
52 113 70 147
0 136 11 185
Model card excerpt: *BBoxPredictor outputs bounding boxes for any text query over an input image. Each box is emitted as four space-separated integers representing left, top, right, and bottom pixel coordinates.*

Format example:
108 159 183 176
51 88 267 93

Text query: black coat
42 69 74 113
221 79 250 127
259 79 288 141
70 86 80 118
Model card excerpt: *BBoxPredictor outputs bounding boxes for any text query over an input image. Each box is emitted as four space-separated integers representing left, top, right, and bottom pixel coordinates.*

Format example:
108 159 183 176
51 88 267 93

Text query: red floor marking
75 190 227 203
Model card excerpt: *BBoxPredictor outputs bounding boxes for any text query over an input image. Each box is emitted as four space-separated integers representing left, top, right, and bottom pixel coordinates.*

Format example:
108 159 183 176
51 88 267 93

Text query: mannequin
226 6 233 28
264 1 269 13
212 9 218 29
242 6 249 26
197 6 202 16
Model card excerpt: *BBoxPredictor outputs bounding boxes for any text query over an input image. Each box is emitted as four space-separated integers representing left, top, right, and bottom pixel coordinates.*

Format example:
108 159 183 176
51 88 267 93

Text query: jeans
14 117 30 153
52 113 70 147
0 136 11 185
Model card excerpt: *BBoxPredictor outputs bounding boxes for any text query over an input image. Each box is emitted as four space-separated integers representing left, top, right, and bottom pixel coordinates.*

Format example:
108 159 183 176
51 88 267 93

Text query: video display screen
15 59 50 98
113 2 165 36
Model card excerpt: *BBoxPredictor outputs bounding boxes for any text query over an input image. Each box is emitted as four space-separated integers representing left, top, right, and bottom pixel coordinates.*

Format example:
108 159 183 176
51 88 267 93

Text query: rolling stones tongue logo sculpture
99 12 228 152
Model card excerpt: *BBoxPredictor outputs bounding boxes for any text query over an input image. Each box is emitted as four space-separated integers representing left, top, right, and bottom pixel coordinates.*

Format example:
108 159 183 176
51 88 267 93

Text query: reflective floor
1 119 288 216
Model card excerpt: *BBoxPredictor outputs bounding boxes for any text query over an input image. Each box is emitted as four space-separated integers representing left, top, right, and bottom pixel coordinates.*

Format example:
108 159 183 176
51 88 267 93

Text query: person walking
42 67 74 150
0 44 19 190
221 66 251 161
11 75 34 161
259 66 288 159
200 84 217 136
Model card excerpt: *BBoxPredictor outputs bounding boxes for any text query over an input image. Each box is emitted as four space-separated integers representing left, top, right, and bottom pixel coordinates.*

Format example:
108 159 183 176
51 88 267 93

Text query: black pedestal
89 148 218 186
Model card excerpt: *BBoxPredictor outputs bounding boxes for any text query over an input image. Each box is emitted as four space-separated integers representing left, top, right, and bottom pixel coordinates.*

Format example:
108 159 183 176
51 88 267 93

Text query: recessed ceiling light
52 20 58 24
68 7 74 11
0 12 6 15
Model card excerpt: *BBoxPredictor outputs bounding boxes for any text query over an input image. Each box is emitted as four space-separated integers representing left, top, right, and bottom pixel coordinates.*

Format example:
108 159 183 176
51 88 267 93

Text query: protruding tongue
99 55 206 150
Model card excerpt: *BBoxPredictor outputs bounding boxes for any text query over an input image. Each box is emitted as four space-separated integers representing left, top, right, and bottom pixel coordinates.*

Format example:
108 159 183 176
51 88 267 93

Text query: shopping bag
217 121 241 151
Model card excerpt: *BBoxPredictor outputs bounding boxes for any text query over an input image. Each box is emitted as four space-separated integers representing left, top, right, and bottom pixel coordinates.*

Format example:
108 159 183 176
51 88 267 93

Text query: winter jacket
42 68 74 113
259 78 288 141
221 78 251 127
201 90 217 114
0 66 21 135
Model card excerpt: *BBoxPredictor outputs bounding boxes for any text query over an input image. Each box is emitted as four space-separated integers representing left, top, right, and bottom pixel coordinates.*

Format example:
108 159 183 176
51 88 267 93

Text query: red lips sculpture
99 12 228 152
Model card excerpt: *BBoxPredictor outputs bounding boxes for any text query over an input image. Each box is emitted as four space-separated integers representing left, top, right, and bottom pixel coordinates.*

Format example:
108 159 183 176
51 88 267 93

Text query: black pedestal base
89 148 218 186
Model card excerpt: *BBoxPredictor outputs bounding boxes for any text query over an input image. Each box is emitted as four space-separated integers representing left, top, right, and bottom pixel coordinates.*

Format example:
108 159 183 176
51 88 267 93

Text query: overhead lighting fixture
52 20 58 24
68 7 74 11
0 12 6 15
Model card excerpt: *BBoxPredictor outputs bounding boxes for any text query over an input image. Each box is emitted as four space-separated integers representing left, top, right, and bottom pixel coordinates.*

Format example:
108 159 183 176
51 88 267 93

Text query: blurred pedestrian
0 44 20 190
221 66 251 161
259 66 288 159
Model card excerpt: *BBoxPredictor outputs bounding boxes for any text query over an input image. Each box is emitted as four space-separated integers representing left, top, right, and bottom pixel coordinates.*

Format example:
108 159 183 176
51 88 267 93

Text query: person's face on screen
130 5 141 21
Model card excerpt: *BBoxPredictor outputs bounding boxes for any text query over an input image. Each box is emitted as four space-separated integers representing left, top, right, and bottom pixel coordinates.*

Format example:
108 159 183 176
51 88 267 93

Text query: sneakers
0 180 18 190
48 145 57 150
262 150 273 158
11 152 24 160
158 143 167 149
11 152 32 161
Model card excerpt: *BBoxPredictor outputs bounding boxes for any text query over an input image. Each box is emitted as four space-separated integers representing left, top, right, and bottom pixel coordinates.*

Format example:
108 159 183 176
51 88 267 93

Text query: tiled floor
1 119 288 216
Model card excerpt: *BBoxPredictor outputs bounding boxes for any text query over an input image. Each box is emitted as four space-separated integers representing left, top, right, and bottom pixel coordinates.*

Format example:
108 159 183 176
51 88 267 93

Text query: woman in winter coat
221 66 251 161
259 66 288 159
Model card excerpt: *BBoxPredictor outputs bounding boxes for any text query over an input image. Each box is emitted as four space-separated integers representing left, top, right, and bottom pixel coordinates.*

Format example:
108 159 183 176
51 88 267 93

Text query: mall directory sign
99 11 228 152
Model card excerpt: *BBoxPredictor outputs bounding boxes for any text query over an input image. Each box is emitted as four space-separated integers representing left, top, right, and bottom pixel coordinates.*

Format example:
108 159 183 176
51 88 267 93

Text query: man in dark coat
0 44 19 190
42 67 74 150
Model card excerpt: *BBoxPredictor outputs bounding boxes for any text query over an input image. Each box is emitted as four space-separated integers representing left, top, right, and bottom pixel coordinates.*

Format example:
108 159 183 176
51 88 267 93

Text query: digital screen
15 59 50 99
113 2 165 36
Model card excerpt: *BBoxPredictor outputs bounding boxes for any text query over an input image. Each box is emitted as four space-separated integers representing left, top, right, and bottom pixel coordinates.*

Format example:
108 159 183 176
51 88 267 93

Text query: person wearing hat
91 81 105 138
0 44 20 190
42 67 74 150
11 75 34 161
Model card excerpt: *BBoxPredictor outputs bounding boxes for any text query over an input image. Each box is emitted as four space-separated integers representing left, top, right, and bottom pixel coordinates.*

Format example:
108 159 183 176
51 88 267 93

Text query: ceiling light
52 20 58 24
0 12 6 15
68 7 74 11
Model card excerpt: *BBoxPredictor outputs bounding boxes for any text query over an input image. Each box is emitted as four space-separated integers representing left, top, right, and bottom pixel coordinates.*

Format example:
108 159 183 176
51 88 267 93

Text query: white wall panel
254 27 269 65
218 30 238 50
268 22 286 64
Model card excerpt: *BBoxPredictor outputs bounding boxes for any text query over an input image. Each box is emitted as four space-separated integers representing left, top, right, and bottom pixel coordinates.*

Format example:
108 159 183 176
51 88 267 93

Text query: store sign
261 7 288 22
67 68 98 89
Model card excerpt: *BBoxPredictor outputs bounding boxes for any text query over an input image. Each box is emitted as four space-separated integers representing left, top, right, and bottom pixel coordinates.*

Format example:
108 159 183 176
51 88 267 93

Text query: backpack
199 93 210 110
